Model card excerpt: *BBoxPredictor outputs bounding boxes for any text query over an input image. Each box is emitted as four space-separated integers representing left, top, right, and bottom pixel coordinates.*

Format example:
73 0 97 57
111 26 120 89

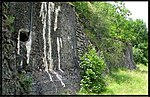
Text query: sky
107 1 148 29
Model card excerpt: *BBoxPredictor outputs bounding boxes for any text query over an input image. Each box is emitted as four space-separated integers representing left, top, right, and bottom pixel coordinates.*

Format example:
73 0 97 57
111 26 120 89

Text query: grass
78 64 148 95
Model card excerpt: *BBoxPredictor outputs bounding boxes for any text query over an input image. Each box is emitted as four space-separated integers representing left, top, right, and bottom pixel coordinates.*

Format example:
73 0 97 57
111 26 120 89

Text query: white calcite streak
67 36 71 40
20 59 23 68
41 2 48 68
17 28 29 67
59 37 63 48
39 2 47 24
71 45 74 49
26 30 32 64
40 2 52 81
47 2 55 70
54 6 60 31
17 30 20 55
40 2 65 87
17 28 29 55
51 70 65 87
57 37 64 73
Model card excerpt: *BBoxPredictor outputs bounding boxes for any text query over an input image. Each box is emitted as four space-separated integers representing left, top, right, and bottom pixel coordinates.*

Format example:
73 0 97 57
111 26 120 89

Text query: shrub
79 47 107 94
133 47 148 66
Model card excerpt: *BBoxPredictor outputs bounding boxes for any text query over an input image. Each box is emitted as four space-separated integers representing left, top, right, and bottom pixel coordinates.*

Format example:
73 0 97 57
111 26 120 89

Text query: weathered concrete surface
2 2 86 95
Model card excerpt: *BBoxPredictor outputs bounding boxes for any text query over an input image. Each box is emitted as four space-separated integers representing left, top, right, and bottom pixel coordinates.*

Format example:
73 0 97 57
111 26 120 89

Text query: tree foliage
73 1 148 66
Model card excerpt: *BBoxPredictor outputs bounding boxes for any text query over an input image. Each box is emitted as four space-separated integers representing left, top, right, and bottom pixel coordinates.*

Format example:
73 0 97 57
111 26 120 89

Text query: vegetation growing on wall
17 73 33 94
2 2 15 33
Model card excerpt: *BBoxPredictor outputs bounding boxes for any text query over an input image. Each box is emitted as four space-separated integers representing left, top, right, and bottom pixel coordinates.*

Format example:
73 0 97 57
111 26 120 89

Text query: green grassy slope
78 64 148 95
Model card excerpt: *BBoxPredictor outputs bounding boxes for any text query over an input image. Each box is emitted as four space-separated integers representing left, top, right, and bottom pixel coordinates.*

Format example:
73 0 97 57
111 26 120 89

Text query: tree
73 1 148 69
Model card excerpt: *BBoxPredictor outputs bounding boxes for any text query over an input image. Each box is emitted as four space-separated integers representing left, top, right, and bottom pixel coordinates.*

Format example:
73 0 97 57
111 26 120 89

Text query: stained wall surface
2 2 91 95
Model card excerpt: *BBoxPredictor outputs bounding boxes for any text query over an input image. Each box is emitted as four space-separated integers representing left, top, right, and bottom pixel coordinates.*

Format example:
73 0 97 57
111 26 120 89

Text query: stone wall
2 25 16 95
2 2 89 95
